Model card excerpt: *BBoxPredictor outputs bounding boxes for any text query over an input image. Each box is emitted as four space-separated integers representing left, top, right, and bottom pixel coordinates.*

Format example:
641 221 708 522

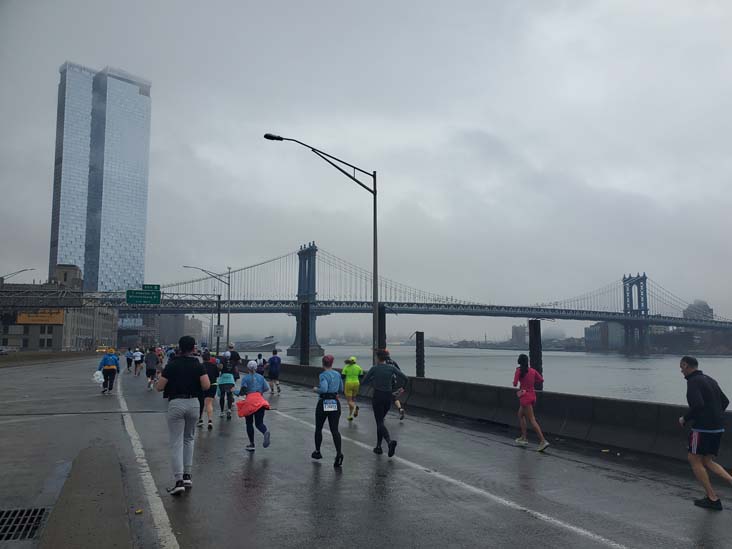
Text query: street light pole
226 266 231 348
216 294 221 355
182 265 230 356
264 133 380 366
372 171 378 359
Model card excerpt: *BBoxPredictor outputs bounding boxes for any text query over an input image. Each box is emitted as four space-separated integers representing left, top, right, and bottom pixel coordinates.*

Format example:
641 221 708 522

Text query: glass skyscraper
48 62 151 292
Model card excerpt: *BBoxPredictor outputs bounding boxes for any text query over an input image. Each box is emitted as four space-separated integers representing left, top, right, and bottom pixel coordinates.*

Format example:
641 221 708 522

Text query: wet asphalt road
1 359 732 548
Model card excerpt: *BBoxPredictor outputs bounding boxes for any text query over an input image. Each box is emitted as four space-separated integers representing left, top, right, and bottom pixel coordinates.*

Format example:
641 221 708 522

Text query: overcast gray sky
2 0 731 340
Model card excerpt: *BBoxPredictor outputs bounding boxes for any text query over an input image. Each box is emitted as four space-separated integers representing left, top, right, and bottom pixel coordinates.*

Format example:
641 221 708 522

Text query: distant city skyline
48 61 151 292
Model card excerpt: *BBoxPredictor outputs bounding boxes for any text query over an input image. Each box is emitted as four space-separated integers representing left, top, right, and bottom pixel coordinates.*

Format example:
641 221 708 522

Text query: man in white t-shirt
133 348 144 377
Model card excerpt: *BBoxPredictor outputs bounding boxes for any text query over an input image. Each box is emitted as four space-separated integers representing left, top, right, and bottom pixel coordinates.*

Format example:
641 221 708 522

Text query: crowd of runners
97 341 732 510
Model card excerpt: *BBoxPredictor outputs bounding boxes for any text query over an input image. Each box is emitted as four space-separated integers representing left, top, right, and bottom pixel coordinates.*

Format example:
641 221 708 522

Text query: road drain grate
0 508 48 541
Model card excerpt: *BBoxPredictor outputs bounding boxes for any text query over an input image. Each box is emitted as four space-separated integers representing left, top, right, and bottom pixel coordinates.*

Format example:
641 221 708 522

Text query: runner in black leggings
361 349 408 457
311 355 344 467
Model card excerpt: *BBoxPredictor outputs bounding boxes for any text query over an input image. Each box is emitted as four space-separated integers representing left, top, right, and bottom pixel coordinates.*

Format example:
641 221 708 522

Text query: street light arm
264 132 374 188
311 150 374 195
285 138 373 178
0 268 36 280
182 265 230 286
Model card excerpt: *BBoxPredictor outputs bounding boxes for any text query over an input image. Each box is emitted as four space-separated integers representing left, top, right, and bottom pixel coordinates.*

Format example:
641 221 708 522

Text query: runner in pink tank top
512 354 549 452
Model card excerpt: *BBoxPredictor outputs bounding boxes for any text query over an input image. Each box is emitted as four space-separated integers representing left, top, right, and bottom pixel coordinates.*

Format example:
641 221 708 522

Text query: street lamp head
263 133 284 141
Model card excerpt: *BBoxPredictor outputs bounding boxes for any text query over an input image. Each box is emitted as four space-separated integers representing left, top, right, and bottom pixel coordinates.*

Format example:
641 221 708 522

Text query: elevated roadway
0 358 731 547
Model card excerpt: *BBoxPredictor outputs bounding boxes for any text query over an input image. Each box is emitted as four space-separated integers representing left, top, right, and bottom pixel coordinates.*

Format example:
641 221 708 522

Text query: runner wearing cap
312 355 344 467
361 349 408 457
341 356 363 421
238 360 271 452
98 348 120 395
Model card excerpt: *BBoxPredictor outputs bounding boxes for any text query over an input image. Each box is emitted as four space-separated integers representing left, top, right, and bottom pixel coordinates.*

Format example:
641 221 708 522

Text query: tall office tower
48 63 95 279
48 62 151 292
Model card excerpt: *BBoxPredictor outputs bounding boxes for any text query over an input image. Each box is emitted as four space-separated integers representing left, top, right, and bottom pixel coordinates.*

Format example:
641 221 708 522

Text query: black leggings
372 391 392 447
245 408 267 443
102 369 116 391
219 384 234 412
315 399 342 454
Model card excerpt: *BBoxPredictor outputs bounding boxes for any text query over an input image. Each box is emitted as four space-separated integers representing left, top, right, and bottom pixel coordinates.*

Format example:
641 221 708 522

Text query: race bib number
323 399 338 412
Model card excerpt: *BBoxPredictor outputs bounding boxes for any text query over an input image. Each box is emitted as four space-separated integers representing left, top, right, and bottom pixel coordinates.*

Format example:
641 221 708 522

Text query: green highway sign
126 289 161 305
142 284 160 290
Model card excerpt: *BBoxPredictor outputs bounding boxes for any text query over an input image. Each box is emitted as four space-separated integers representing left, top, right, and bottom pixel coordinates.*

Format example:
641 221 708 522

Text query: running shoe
311 451 323 460
388 440 398 458
226 410 232 420
182 474 192 489
334 454 344 468
373 446 383 455
354 406 359 418
245 444 255 452
537 440 550 452
347 416 353 421
220 411 225 418
197 418 204 428
263 431 271 448
207 421 213 431
515 437 529 446
694 497 723 510
167 481 185 496
399 408 405 421
101 389 108 395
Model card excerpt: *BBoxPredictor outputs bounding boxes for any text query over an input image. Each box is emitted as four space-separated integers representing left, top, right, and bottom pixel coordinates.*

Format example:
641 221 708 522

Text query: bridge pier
287 308 324 361
623 322 650 356
287 243 324 361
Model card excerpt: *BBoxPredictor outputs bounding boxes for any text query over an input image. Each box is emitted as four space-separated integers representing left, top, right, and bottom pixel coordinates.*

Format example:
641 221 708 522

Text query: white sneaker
537 441 550 452
515 437 529 447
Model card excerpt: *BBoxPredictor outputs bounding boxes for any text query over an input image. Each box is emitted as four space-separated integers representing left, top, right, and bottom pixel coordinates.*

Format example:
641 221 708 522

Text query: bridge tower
622 273 650 355
287 242 324 360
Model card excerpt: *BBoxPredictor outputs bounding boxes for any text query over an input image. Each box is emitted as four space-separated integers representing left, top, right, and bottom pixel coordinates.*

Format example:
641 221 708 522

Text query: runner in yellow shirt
341 356 363 421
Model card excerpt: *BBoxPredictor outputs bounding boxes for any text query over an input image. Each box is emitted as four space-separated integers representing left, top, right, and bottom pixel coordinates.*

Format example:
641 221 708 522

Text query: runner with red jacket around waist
512 353 549 452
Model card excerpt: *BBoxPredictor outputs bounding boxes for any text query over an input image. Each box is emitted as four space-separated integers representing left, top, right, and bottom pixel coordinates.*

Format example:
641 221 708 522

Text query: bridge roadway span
110 296 732 331
3 288 732 330
1 358 731 548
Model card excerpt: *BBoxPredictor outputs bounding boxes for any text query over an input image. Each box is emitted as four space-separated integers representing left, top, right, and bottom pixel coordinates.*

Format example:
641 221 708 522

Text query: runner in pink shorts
512 354 549 452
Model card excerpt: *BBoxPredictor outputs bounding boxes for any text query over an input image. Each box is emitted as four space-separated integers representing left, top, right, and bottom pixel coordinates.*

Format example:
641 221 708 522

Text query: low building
584 322 625 352
511 324 527 346
158 314 202 346
0 265 117 351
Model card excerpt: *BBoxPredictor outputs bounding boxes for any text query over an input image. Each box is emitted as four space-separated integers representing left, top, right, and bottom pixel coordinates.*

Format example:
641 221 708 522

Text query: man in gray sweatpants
156 336 210 495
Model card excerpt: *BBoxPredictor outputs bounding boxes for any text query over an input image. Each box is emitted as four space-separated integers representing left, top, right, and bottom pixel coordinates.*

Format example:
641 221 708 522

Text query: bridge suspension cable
316 249 476 305
162 251 299 301
154 245 730 323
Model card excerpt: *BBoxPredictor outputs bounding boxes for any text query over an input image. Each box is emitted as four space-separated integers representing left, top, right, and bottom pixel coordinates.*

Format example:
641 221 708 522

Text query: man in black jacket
679 356 732 510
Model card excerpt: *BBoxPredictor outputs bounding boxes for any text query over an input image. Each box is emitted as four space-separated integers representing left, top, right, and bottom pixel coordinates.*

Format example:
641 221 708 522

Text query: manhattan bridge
5 242 730 355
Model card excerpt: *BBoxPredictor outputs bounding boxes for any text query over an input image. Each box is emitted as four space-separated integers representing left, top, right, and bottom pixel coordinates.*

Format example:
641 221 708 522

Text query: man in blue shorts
679 355 732 510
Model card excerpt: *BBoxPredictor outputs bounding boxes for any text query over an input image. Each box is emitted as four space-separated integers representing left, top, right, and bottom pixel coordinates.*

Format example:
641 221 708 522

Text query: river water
317 345 732 406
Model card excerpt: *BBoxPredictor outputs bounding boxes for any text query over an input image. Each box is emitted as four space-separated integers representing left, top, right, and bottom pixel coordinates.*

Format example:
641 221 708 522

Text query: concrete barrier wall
280 363 732 464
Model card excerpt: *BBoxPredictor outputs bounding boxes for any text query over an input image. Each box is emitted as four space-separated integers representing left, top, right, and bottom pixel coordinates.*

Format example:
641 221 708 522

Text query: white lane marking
117 375 180 549
273 410 630 549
